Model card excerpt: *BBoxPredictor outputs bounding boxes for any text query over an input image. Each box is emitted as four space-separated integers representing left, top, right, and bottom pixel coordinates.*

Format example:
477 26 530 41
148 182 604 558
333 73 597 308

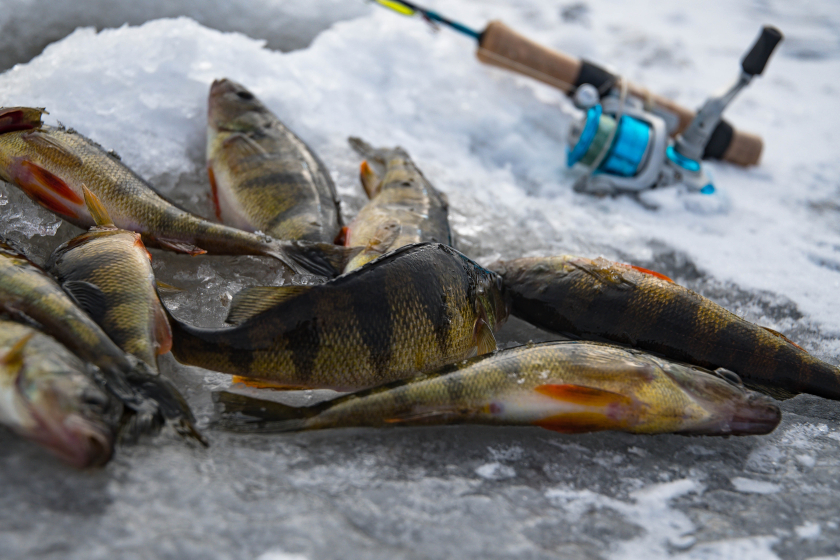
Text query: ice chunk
730 477 782 494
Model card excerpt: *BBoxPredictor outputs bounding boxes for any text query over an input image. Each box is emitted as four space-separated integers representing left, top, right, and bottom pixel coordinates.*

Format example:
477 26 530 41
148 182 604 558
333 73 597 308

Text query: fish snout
726 393 782 435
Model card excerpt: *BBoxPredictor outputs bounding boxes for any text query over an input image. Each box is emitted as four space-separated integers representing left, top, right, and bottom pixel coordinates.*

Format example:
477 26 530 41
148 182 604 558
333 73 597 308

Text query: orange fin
155 237 207 256
81 185 114 227
627 264 674 283
153 301 173 355
334 226 349 246
534 384 634 408
360 160 381 198
0 107 45 134
761 326 807 352
535 412 623 434
231 376 310 391
13 160 83 218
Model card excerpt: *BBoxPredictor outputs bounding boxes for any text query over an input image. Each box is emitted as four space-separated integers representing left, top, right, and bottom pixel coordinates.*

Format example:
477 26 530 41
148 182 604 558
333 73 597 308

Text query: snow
0 1 839 559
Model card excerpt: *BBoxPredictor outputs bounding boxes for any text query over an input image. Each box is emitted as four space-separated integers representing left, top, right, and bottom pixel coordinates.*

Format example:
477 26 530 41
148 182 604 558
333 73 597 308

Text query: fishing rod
370 0 782 177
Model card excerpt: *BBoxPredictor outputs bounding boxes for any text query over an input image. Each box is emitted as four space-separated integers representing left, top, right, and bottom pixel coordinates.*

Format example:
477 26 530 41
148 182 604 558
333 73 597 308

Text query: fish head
661 362 781 436
208 78 272 134
3 333 119 468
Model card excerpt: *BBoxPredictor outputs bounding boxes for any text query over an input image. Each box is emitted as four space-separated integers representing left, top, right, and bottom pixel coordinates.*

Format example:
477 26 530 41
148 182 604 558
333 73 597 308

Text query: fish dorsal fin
360 160 382 198
225 285 313 325
0 107 45 134
63 280 109 324
222 133 267 159
21 129 84 166
473 318 497 356
81 185 115 227
1 333 34 367
760 326 807 352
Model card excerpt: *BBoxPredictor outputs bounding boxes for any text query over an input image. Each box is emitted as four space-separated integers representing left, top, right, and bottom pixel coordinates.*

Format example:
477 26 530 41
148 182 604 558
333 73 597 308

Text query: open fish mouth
29 408 114 468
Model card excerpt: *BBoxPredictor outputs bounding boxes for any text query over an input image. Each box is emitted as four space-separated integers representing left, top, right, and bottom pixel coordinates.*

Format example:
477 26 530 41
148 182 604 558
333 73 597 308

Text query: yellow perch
216 341 781 436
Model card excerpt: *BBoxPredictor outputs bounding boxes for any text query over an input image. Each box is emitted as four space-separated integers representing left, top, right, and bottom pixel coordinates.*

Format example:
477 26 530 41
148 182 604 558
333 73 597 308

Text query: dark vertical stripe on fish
353 269 392 379
409 261 450 357
287 317 320 384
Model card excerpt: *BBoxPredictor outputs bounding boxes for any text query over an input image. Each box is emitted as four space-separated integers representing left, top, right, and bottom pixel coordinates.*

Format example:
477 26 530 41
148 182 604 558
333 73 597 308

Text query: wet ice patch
730 477 782 494
795 522 822 540
256 552 309 560
475 462 516 480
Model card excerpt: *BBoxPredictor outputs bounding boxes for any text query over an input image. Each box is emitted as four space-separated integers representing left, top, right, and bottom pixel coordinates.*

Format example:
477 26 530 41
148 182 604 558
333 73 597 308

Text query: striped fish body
491 255 840 400
47 227 171 372
218 341 780 436
342 139 451 271
207 79 342 243
0 236 198 439
0 107 349 276
0 320 120 468
170 243 509 390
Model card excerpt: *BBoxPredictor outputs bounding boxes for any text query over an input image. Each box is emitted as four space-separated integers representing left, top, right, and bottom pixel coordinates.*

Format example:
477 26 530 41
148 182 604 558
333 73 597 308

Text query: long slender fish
0 107 352 276
0 234 200 440
169 243 509 390
340 138 451 271
0 320 121 468
490 255 840 400
216 341 781 436
47 192 171 372
207 79 343 242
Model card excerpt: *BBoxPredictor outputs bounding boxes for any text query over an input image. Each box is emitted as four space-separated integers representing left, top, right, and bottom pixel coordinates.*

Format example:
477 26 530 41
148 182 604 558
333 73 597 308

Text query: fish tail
267 240 362 277
212 391 322 433
119 360 207 446
347 136 404 165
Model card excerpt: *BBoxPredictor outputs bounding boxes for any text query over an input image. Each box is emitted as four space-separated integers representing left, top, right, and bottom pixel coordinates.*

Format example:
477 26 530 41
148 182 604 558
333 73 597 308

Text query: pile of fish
1 77 837 468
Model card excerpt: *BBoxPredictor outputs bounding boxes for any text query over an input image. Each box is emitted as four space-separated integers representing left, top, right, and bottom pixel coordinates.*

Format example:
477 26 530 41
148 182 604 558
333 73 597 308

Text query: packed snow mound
0 0 369 71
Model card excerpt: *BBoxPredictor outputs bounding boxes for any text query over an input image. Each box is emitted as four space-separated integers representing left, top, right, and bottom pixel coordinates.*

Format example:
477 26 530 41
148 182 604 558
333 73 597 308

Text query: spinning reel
567 26 783 196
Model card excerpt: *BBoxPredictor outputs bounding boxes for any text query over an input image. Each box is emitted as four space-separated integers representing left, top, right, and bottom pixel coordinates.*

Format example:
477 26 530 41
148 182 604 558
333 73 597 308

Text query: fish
0 233 202 442
215 340 781 436
0 106 353 277
46 188 171 371
207 79 343 243
490 255 840 400
168 242 509 390
0 319 122 468
339 137 452 271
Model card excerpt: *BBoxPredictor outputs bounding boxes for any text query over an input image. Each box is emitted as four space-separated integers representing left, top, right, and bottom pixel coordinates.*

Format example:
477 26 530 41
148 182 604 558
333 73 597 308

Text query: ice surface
0 1 839 559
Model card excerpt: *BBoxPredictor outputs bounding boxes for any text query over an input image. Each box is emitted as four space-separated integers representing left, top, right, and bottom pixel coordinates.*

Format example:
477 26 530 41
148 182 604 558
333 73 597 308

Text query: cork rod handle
477 21 763 167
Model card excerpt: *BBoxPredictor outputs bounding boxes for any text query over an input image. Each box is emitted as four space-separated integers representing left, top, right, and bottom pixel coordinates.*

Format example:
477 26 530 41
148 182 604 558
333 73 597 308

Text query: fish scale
0 107 354 277
491 255 840 400
168 243 508 390
47 227 170 372
216 341 781 437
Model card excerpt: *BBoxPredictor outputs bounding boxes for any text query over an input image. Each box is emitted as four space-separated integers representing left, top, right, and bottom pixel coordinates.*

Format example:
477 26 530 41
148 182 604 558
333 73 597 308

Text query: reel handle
742 26 783 76
477 20 765 166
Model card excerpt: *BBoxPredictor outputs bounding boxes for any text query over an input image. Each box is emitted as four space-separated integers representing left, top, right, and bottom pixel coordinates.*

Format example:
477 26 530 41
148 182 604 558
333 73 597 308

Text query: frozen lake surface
1 1 839 558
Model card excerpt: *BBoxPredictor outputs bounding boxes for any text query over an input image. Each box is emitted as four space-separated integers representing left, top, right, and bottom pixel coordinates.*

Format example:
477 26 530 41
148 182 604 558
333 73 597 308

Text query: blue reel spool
567 105 651 178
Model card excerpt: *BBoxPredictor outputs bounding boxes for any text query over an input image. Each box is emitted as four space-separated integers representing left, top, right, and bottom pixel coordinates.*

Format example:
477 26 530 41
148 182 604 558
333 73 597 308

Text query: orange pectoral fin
153 302 173 355
534 384 633 408
12 160 83 219
155 237 207 256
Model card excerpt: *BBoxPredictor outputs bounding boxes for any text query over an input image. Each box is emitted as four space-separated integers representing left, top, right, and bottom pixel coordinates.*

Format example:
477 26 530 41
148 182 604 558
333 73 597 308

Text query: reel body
566 26 782 197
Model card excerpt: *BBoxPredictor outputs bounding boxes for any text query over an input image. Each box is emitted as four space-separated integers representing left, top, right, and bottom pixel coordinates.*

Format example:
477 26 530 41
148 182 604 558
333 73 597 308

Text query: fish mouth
29 409 115 468
681 387 781 436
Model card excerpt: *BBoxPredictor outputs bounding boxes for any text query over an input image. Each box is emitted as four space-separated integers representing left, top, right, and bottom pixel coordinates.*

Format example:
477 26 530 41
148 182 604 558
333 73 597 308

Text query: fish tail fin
266 240 362 277
114 358 207 446
212 391 322 433
347 136 405 165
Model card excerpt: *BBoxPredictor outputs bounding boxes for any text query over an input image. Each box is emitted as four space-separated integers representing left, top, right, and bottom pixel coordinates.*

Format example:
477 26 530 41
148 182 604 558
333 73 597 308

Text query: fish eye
714 368 744 387
236 90 255 101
